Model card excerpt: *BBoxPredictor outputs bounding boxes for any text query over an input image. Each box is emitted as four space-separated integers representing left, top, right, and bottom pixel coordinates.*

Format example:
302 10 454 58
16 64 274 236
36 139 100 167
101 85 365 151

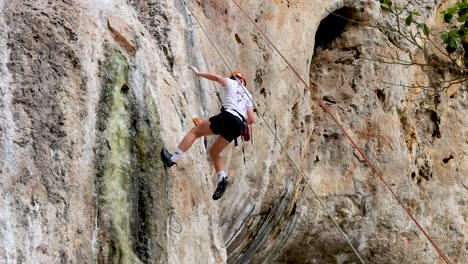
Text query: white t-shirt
221 79 253 120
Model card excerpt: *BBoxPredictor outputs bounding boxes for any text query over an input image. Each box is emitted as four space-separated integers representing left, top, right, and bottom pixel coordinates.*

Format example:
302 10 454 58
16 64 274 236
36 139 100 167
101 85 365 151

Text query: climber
161 65 255 200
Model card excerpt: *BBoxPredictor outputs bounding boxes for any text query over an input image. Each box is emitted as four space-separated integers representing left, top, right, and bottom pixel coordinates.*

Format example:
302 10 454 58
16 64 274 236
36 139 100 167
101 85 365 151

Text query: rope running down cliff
184 6 223 108
228 0 452 263
182 1 366 263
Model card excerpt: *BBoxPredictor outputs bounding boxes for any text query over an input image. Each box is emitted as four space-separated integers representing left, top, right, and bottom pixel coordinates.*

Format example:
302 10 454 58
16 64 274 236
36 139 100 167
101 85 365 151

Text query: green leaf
446 44 457 53
405 14 413 26
450 29 460 38
445 33 458 53
458 7 467 16
457 14 467 23
412 12 422 16
417 23 430 36
379 0 391 9
458 28 466 37
441 32 449 43
447 7 458 14
444 13 453 23
449 37 458 48
423 24 430 36
457 1 468 9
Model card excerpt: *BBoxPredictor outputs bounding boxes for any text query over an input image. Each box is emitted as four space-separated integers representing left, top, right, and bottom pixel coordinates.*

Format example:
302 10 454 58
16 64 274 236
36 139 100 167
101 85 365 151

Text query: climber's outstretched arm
188 65 228 87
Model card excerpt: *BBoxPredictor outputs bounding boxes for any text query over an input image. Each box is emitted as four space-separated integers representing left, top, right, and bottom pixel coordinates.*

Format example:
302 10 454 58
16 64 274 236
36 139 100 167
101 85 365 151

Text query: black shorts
209 111 243 142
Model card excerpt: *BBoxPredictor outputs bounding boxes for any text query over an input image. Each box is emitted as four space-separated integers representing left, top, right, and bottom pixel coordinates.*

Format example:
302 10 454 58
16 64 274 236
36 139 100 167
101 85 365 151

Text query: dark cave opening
314 6 357 49
309 6 360 101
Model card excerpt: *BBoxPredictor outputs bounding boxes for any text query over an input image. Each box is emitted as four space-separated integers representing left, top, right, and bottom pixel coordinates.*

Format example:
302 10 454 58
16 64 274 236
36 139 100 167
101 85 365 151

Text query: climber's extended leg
161 119 213 167
210 135 231 200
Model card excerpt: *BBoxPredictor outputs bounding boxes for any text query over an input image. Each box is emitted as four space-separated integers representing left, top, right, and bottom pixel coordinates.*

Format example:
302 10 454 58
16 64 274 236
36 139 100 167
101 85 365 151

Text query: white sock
170 148 184 162
217 171 227 182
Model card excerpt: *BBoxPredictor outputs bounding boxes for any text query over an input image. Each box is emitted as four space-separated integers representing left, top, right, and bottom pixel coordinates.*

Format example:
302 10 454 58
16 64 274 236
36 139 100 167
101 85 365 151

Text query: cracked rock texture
0 0 466 263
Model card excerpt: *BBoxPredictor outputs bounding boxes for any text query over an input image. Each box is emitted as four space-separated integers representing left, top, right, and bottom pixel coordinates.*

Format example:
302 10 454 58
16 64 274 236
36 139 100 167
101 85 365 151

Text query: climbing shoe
212 178 229 200
161 148 176 167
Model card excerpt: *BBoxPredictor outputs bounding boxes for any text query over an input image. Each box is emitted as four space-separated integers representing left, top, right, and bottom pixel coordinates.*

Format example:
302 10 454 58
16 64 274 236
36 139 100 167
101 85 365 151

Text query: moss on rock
96 46 168 264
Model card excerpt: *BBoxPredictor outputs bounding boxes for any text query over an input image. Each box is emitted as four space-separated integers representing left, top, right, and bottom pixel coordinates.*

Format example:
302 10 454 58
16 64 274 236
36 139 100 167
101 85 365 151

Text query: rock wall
0 0 466 263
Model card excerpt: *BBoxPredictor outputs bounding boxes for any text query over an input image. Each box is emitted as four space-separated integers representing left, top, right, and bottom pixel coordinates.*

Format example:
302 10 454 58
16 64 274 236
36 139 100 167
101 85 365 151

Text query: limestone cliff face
0 0 466 263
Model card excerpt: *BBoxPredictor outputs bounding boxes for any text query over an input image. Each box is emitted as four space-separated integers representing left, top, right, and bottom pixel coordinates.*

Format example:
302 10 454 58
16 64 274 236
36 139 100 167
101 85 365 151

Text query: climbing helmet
229 71 247 86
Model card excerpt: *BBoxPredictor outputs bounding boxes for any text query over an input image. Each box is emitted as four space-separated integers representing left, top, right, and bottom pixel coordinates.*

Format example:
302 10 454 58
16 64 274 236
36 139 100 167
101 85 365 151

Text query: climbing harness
232 109 251 142
182 1 366 263
219 107 250 147
227 1 452 263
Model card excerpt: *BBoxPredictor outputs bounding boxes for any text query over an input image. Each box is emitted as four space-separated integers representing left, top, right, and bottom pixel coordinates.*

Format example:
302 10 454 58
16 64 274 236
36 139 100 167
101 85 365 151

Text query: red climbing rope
229 0 452 263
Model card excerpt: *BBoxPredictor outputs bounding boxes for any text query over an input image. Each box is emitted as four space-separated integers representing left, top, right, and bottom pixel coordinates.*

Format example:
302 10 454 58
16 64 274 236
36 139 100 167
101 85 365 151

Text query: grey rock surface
0 0 465 263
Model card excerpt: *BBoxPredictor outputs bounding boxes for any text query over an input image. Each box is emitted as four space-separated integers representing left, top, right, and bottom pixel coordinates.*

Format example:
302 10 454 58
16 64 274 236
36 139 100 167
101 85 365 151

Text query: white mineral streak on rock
26 200 43 264
0 0 16 178
0 195 17 263
0 3 17 261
